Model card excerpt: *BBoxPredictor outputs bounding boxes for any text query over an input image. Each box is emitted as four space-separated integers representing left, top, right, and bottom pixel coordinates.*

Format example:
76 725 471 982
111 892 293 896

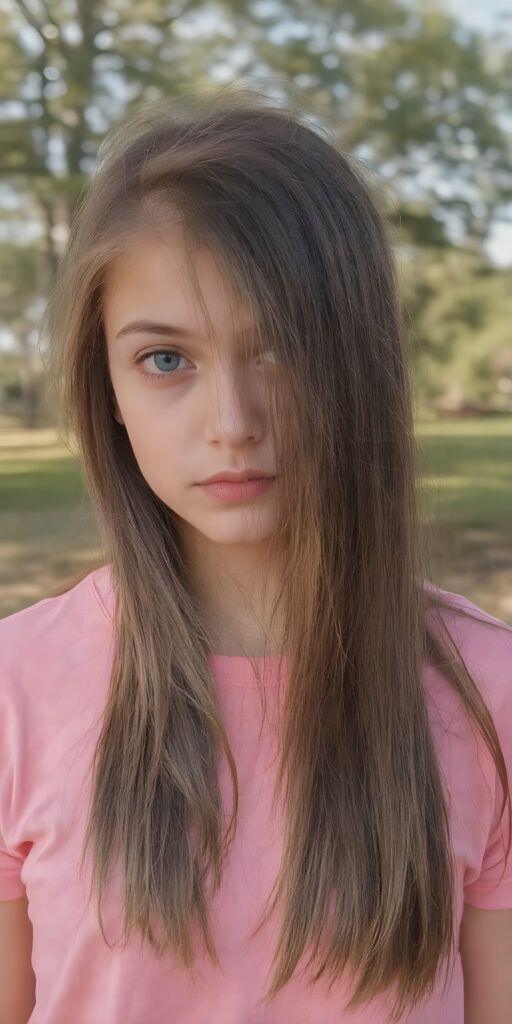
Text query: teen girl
1 90 511 1024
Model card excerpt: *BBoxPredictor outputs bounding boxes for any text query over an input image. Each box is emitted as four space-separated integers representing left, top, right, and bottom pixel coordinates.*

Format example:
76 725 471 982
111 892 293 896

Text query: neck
180 528 285 657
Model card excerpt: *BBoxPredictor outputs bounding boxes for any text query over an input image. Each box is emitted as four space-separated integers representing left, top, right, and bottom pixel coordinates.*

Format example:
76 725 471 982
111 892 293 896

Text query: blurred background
0 0 511 621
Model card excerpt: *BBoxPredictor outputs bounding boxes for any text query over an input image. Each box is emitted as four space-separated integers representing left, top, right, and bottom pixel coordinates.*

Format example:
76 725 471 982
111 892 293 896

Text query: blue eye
136 346 279 381
137 350 190 379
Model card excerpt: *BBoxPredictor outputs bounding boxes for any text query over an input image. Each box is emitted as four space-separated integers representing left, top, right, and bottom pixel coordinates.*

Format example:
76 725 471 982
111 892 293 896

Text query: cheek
121 407 189 483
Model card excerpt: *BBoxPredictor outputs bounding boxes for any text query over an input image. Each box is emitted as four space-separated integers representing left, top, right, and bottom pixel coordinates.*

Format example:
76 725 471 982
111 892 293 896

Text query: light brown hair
42 87 510 1023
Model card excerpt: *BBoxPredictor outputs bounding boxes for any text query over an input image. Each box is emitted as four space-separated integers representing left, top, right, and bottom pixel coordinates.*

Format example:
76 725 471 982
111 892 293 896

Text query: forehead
102 225 255 343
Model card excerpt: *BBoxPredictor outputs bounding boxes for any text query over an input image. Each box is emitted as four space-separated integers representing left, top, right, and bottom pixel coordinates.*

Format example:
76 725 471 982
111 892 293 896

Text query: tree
1 0 512 421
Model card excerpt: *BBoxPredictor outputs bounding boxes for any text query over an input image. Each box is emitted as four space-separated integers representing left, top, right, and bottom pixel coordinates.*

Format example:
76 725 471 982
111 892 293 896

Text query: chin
199 519 278 544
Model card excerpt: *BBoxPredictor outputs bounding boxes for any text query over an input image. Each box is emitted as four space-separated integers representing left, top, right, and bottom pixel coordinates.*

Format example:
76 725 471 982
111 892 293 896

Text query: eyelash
136 349 191 380
135 347 277 380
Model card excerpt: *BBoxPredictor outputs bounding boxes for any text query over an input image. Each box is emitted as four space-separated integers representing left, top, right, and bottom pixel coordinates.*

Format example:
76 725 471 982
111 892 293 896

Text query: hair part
43 86 510 1023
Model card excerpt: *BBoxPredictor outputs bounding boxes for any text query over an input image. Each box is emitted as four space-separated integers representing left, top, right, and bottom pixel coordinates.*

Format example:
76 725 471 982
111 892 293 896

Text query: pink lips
198 469 275 484
197 475 276 503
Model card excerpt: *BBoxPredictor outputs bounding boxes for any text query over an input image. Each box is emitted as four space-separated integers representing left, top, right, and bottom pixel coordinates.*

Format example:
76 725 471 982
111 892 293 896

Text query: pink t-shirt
1 565 511 1023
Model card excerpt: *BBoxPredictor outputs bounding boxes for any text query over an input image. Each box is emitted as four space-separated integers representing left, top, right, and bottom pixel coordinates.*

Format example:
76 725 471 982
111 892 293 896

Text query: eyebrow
114 319 256 342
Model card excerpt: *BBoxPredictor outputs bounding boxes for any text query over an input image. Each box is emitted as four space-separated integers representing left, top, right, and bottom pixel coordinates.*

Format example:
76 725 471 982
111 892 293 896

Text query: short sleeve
0 650 28 900
463 626 512 910
0 847 26 900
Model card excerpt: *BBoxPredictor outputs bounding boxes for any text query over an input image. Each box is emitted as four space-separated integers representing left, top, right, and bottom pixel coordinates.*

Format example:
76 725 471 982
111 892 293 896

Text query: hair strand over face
43 87 510 1022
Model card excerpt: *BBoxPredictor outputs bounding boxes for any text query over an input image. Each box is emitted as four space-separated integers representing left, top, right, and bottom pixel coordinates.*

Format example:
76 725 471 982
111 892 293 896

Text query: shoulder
0 565 115 701
423 583 512 724
0 567 116 877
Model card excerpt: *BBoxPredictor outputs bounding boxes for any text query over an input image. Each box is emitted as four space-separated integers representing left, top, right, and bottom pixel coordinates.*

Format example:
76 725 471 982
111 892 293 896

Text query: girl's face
103 225 281 551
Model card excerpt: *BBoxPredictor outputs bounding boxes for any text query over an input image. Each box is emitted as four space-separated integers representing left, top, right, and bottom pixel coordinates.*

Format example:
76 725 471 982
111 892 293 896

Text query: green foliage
1 0 512 419
399 249 512 412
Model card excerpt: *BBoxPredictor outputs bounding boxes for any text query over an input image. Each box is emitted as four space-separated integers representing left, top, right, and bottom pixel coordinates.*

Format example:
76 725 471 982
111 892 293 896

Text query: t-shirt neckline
91 564 289 686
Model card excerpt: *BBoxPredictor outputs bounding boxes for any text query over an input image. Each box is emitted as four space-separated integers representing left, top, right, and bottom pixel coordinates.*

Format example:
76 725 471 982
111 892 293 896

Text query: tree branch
13 0 48 43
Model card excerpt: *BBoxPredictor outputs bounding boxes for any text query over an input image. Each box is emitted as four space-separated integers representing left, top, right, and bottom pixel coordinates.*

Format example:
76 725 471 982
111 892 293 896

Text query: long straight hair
43 88 510 1023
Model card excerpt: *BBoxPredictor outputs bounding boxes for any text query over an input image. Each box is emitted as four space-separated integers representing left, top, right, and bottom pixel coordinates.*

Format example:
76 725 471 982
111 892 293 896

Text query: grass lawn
0 432 85 511
1 416 511 622
417 416 512 532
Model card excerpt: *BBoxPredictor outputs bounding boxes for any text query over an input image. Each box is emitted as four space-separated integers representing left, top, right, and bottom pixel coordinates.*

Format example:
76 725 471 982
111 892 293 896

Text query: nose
204 365 265 448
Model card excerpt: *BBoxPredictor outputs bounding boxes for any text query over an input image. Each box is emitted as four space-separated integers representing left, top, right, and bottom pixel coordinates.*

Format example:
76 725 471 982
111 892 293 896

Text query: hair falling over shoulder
42 86 510 1023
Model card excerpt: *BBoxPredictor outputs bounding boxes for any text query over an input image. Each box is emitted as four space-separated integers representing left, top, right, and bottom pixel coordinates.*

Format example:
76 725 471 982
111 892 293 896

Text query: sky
442 0 512 266
444 0 512 36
